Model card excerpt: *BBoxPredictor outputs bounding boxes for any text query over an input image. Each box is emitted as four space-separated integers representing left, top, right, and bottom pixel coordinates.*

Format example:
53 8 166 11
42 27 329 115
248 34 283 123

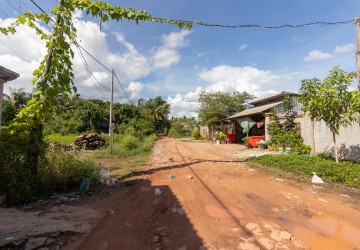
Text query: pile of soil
74 134 106 150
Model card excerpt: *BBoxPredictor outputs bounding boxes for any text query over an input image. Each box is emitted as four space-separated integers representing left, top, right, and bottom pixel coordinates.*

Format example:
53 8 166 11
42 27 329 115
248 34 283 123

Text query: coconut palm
4 87 30 108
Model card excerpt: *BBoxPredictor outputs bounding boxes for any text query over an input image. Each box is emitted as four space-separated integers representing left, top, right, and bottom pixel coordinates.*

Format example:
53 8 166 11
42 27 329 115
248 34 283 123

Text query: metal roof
0 66 19 82
246 91 298 106
227 101 283 119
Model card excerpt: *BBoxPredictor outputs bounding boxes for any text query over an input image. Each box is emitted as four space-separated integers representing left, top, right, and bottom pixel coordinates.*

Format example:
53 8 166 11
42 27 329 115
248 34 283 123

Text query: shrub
122 134 140 150
247 154 360 189
38 150 100 193
191 129 201 140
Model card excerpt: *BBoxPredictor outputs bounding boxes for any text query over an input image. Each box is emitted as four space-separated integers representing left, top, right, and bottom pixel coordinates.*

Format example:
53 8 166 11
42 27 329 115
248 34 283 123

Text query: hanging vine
0 0 194 134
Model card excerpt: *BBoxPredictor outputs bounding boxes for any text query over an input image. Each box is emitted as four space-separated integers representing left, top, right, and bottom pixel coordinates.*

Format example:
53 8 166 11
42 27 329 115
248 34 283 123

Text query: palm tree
4 87 30 108
147 96 170 122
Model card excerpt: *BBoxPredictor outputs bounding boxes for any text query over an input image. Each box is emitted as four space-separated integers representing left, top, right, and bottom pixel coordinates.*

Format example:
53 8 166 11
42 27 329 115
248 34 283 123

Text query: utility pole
355 17 360 90
109 69 114 153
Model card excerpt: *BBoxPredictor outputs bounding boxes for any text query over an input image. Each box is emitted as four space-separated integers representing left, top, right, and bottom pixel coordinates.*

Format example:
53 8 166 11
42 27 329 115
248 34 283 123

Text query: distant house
227 91 301 144
227 91 360 162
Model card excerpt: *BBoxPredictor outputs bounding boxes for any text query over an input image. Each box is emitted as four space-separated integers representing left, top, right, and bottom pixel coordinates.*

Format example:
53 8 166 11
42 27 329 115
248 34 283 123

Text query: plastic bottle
155 188 162 196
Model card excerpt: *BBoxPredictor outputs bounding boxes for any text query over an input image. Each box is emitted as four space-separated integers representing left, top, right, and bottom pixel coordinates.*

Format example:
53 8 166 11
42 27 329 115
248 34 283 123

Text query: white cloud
304 50 334 61
163 30 192 49
152 30 192 68
168 65 294 117
152 47 181 68
127 82 144 99
238 44 247 51
1 14 189 102
334 43 355 54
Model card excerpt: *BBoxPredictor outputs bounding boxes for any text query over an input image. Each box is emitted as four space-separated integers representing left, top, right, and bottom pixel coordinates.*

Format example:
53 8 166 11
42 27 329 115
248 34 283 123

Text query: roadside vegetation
247 154 360 189
1 88 169 206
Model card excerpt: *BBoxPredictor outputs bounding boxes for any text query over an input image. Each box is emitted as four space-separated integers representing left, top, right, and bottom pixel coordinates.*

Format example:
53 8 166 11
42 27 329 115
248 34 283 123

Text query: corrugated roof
227 101 282 119
246 91 298 106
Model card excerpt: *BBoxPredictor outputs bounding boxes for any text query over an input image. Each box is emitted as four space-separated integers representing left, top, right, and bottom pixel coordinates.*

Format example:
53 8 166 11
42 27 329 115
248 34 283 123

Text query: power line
29 0 54 21
5 0 22 15
152 18 355 29
74 41 112 73
20 0 34 13
0 7 11 18
114 72 134 105
74 44 109 96
0 40 31 63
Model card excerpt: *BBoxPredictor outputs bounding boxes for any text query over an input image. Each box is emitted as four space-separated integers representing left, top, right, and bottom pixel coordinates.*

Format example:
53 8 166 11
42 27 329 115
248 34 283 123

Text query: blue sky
0 0 359 116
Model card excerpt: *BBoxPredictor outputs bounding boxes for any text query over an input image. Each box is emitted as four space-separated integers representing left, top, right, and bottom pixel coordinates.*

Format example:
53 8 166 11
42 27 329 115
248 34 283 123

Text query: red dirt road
68 137 360 250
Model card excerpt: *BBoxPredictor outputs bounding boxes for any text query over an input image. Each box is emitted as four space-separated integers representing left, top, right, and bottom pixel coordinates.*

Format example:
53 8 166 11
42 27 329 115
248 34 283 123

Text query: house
227 91 301 146
227 91 360 162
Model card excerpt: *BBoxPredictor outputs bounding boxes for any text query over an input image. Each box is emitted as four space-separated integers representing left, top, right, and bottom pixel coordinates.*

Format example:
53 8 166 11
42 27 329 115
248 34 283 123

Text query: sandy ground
64 137 360 250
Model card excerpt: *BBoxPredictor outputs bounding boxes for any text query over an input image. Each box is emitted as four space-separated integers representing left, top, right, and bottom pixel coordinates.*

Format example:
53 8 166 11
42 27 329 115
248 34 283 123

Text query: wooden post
355 17 360 90
109 69 114 153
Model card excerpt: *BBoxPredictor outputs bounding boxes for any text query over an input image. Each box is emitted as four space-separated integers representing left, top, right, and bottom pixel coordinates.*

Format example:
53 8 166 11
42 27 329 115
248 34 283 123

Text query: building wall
300 115 360 162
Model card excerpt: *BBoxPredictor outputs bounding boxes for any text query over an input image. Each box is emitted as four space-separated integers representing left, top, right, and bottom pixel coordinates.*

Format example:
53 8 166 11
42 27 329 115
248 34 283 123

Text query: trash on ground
168 175 175 179
187 175 193 179
311 172 324 184
155 188 162 196
80 178 90 192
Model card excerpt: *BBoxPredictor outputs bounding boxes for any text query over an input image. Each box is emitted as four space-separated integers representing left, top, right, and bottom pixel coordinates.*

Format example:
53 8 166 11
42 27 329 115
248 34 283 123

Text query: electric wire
152 18 355 29
5 0 22 15
74 44 109 96
0 6 47 48
114 72 134 105
0 40 31 63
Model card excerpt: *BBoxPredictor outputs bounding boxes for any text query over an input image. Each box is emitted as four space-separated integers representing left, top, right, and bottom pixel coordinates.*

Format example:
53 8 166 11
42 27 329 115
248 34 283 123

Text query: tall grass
96 134 157 158
38 150 101 194
45 134 78 144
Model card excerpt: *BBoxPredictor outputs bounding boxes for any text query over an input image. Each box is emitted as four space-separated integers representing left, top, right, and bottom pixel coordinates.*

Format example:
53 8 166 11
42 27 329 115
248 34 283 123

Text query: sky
0 0 360 117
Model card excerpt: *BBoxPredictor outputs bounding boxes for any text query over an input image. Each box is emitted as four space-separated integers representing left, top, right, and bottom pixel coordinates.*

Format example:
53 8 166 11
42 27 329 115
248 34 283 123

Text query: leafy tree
298 66 360 164
4 87 30 108
1 100 18 125
198 91 253 126
0 0 194 134
138 96 170 133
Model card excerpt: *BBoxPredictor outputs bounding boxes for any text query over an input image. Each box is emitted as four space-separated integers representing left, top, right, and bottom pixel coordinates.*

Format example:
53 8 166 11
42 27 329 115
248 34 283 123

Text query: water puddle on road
291 212 360 249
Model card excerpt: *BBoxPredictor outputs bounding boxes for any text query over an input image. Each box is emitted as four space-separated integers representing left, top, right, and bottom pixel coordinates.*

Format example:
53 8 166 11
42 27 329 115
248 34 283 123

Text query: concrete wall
300 115 360 162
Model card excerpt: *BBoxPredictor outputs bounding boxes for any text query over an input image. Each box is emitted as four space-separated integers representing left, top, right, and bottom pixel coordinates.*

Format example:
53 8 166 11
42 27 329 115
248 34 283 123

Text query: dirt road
68 137 360 250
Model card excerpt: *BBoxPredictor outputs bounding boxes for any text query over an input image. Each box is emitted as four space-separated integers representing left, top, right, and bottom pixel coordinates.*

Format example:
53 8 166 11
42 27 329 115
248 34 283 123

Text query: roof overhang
0 66 19 83
246 91 298 106
227 101 282 119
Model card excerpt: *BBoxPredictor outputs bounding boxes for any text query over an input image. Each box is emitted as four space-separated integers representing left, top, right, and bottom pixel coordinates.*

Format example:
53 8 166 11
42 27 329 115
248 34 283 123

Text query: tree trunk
332 131 339 164
312 121 316 156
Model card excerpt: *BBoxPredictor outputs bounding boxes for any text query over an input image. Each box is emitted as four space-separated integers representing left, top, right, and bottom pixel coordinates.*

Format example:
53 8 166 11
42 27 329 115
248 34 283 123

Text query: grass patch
94 134 157 180
45 134 78 144
247 154 360 189
38 150 101 194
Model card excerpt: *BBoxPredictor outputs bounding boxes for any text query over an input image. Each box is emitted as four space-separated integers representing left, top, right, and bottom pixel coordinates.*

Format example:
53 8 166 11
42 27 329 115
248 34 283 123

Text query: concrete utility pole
355 17 360 90
109 69 114 153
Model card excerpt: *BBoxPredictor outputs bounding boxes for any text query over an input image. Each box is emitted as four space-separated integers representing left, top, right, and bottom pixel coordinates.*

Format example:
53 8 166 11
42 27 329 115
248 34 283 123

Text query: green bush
191 129 201 140
123 134 140 150
0 131 44 206
97 134 157 158
0 132 100 206
38 150 100 193
247 154 360 189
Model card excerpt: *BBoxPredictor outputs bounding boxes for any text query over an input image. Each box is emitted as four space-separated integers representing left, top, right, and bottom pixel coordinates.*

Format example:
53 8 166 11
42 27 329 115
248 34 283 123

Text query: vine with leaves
0 0 194 134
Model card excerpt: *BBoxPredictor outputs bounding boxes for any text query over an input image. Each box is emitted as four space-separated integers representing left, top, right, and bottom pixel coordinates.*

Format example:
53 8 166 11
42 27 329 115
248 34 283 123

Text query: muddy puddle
290 212 360 249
